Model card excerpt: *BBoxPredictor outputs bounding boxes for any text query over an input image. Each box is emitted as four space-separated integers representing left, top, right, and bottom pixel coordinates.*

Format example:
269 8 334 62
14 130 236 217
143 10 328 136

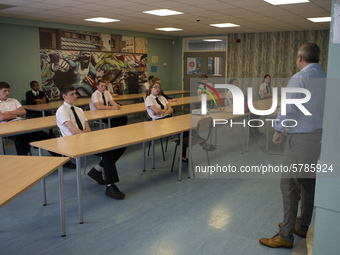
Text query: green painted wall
0 18 181 102
0 24 41 101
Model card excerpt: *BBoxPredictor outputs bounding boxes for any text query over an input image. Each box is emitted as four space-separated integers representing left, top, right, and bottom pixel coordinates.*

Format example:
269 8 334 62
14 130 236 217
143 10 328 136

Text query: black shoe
105 185 125 200
63 161 76 169
88 168 107 185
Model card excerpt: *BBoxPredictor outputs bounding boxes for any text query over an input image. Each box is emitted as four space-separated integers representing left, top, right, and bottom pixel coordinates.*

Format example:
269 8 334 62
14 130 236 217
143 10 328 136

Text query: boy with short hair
56 84 125 199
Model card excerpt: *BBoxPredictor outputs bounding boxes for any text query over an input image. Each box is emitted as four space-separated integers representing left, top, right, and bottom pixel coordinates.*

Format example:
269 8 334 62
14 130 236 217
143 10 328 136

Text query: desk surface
31 114 192 158
23 90 191 112
0 155 69 208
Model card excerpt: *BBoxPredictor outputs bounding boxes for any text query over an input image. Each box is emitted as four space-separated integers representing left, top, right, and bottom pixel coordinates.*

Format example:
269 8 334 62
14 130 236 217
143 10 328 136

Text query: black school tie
102 93 107 106
70 106 84 130
155 97 164 109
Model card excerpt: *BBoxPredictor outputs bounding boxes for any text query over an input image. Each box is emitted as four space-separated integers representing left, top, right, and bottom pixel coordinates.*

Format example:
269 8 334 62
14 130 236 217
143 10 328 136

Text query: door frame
181 36 228 90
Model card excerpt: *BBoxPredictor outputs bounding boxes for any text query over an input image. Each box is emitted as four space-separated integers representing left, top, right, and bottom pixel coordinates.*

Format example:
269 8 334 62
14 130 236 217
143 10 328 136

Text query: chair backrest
194 117 213 144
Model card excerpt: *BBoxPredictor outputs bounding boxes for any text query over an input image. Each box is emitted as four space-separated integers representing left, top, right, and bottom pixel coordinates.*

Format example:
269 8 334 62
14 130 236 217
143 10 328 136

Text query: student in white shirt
56 85 125 200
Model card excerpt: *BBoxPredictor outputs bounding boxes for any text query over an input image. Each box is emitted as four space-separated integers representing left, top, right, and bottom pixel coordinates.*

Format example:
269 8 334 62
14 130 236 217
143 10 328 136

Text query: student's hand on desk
168 99 177 102
272 131 283 145
112 93 118 98
112 104 121 110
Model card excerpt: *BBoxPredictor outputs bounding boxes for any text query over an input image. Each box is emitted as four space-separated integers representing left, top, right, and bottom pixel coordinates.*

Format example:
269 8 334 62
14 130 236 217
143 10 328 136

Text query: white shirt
142 81 150 93
197 82 213 95
56 102 87 137
145 94 169 120
259 83 271 100
226 90 233 106
31 90 39 96
0 98 24 123
90 90 113 110
106 83 114 94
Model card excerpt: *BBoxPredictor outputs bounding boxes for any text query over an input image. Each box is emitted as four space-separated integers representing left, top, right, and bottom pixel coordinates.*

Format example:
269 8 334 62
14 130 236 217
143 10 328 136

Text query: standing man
56 85 125 199
259 43 327 248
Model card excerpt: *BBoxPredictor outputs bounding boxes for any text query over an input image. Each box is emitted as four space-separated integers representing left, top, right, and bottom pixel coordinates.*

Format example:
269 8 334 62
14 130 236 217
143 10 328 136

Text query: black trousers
9 131 58 156
98 147 126 184
102 116 128 128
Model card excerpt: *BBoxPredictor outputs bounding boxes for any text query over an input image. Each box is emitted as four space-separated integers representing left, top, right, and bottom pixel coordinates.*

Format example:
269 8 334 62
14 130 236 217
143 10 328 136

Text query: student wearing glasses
145 81 173 120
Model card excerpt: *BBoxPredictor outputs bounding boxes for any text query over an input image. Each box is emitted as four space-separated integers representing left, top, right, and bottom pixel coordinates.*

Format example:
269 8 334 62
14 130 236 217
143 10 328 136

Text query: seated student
26 80 55 137
145 81 173 120
197 74 213 96
226 78 238 106
101 74 118 98
90 79 128 127
142 75 153 93
149 77 177 102
259 74 272 100
0 82 75 167
56 85 125 200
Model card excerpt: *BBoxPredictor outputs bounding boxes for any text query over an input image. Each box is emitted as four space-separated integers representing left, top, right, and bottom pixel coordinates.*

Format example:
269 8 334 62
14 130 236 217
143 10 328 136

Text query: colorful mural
40 49 147 99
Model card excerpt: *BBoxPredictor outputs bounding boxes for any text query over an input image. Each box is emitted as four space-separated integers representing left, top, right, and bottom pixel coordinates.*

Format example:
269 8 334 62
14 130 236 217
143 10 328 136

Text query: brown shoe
259 234 293 248
278 222 307 238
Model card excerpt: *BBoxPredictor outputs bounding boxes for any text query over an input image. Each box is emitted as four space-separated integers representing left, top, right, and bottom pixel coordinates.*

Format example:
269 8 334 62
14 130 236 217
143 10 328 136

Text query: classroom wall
313 0 340 253
0 23 41 101
0 18 178 101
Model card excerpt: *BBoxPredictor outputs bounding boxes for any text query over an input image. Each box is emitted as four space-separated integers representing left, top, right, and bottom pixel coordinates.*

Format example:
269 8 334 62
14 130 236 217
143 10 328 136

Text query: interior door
183 51 226 91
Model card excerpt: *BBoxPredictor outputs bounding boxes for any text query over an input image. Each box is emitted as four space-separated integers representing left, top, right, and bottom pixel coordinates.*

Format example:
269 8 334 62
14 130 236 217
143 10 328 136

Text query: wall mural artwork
40 50 147 99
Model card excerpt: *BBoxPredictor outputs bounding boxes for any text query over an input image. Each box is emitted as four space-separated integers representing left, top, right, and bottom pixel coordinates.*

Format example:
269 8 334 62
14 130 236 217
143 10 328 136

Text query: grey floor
1 113 314 255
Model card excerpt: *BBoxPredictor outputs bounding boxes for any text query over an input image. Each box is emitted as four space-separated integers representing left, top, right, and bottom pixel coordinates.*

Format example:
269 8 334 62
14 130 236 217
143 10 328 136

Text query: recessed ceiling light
203 39 223 42
143 9 183 16
155 27 183 32
210 23 240 28
263 0 309 5
84 17 120 23
307 17 331 22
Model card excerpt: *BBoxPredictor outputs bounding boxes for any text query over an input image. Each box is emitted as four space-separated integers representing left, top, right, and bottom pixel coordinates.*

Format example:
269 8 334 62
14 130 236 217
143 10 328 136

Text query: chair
145 112 166 161
171 117 213 175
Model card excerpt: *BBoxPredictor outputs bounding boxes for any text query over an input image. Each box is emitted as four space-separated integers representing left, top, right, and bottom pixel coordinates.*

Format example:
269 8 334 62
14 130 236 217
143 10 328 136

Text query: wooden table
0 155 70 236
23 90 190 116
114 90 191 101
23 98 91 117
31 114 192 224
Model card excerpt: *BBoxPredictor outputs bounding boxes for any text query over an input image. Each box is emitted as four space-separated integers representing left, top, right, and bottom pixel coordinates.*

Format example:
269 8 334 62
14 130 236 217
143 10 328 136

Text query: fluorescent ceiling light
84 17 120 23
210 23 240 28
263 0 309 5
307 17 331 22
143 9 183 16
155 27 183 32
203 39 223 42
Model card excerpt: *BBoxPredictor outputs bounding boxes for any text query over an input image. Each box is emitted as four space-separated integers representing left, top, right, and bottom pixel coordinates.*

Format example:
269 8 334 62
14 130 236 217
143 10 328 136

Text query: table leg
143 142 146 172
0 136 4 155
188 129 193 178
58 166 66 237
76 157 84 224
107 118 111 128
152 140 155 169
246 115 250 152
178 132 183 181
42 111 45 117
39 148 47 206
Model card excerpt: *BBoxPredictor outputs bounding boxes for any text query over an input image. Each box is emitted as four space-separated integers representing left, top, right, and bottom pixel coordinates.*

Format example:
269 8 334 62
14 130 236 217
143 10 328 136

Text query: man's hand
272 131 283 145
